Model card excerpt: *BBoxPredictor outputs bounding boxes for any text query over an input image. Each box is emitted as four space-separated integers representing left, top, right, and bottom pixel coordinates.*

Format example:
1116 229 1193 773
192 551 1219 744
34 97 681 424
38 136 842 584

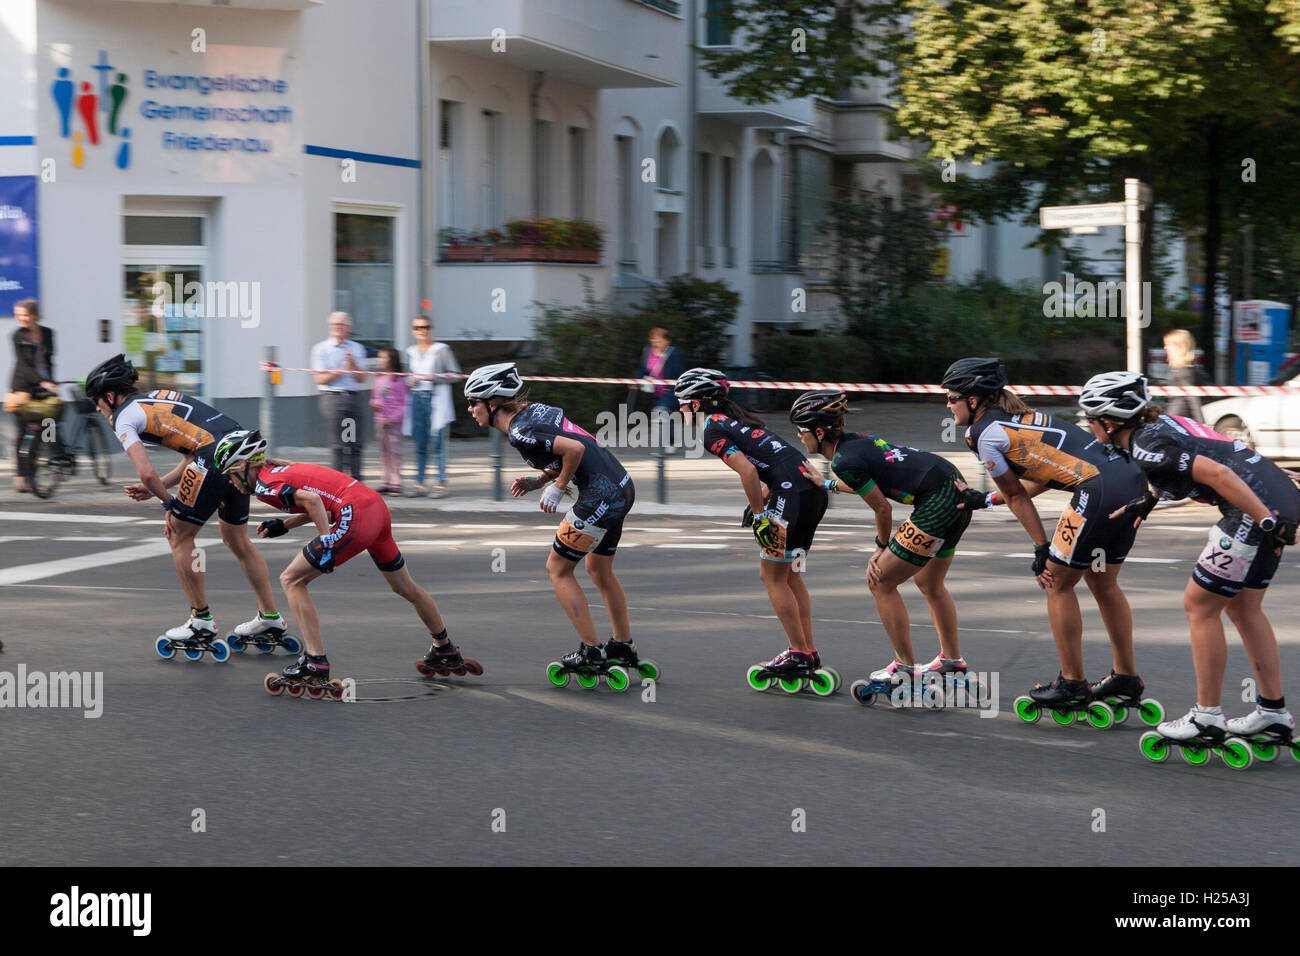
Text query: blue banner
0 176 39 317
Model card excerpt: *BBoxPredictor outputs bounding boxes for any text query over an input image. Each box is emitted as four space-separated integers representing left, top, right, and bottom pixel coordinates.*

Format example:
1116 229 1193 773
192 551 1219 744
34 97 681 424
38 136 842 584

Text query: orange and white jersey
110 389 242 455
965 410 1116 491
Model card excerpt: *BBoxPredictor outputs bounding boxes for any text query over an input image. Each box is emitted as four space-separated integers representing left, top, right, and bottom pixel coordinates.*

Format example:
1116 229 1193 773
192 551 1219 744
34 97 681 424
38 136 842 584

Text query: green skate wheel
1138 731 1169 762
605 665 630 693
778 677 803 695
1138 699 1165 726
1013 696 1040 724
746 665 772 692
1180 744 1210 766
1085 700 1114 730
636 659 661 681
1110 702 1128 725
809 669 835 697
1249 739 1278 762
546 662 570 688
575 670 599 690
1050 707 1076 727
1291 744 1300 764
824 667 841 692
1219 738 1253 771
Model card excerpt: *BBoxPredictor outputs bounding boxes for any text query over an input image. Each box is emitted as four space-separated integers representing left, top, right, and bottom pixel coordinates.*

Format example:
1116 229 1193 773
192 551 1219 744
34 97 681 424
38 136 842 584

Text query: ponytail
713 398 766 429
993 388 1032 416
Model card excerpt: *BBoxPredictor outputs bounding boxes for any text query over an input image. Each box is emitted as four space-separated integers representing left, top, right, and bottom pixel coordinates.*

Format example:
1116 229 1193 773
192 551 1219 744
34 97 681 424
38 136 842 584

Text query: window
334 212 395 349
751 150 777 266
568 126 586 220
657 127 679 190
535 119 552 216
721 156 734 266
438 100 459 231
793 147 831 276
698 152 712 264
123 216 203 246
704 0 732 46
616 134 636 267
481 109 502 228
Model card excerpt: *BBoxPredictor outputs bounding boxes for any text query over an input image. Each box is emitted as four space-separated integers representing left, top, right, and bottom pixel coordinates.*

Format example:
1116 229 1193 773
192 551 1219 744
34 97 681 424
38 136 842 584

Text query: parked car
1200 370 1300 459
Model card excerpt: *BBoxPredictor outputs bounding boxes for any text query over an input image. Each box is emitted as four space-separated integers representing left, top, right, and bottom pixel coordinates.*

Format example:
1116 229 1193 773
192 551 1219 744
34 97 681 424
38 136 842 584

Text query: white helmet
214 429 268 472
1079 371 1150 420
465 362 523 400
673 367 729 401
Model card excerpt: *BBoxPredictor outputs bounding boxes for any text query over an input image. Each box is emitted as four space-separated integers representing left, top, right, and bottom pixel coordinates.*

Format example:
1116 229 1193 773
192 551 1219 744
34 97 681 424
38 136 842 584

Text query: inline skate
1225 706 1299 764
414 638 484 678
546 641 630 691
851 657 925 708
264 653 345 701
603 638 661 681
1088 670 1164 726
227 613 302 655
746 648 838 697
1139 708 1254 769
1014 673 1115 728
155 615 231 662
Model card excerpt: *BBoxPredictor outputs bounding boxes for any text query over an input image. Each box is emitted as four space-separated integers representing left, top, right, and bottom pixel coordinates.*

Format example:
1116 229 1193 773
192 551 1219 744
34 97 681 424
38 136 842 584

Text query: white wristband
540 483 565 509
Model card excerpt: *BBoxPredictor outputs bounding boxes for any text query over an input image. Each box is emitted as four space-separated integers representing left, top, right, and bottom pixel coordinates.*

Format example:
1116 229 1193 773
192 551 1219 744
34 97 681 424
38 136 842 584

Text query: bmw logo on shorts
574 518 586 530
1220 537 1233 550
781 481 792 489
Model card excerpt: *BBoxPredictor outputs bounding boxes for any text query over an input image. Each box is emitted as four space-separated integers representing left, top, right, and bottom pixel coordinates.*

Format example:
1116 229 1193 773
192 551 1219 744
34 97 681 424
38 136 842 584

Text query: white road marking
654 543 726 550
52 536 128 542
395 540 469 547
0 541 172 585
451 523 519 530
0 536 42 544
0 511 142 524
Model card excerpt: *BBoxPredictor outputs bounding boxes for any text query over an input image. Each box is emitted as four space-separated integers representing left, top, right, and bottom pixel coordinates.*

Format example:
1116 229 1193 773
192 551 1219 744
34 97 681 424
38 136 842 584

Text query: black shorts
170 446 250 527
1048 472 1144 570
889 472 971 567
553 475 635 561
1191 510 1284 597
762 480 828 562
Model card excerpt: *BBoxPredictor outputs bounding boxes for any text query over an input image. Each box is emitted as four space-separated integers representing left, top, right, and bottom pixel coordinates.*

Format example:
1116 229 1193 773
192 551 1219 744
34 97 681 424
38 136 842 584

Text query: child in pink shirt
370 348 409 494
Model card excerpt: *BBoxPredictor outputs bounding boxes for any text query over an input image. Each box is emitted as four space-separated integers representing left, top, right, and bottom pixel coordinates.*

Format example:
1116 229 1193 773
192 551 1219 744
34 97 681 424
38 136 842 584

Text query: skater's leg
548 550 599 645
1083 560 1135 674
219 518 277 615
380 564 447 636
1044 564 1087 680
1183 578 1230 707
279 553 324 655
1224 587 1283 701
867 550 923 664
759 559 811 651
914 556 960 660
168 519 207 610
788 565 813 646
585 553 630 643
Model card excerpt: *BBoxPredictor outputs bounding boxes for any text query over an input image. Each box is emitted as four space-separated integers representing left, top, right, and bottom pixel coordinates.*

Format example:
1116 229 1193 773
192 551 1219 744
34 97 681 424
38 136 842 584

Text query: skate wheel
850 679 876 707
1138 731 1168 762
1138 699 1165 726
575 670 600 690
228 635 247 654
328 679 345 701
1050 707 1076 727
546 662 570 688
210 638 231 663
809 669 836 697
285 681 305 698
305 683 326 700
414 660 433 677
746 665 772 692
1179 743 1210 766
1013 696 1040 724
1219 738 1253 770
605 665 630 693
264 673 284 696
636 659 661 681
281 635 302 655
1249 739 1278 762
257 640 275 655
823 666 841 692
778 676 803 695
1291 744 1300 764
1085 700 1114 730
462 658 484 676
155 636 176 660
1110 701 1128 725
182 646 204 662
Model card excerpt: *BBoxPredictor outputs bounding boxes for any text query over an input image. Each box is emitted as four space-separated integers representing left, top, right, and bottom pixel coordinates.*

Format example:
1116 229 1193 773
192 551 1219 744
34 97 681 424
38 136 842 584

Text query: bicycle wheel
28 447 59 499
85 418 111 484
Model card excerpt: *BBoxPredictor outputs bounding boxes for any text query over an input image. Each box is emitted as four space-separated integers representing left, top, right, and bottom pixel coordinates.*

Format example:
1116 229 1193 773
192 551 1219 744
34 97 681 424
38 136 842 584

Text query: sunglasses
413 324 431 330
944 394 965 404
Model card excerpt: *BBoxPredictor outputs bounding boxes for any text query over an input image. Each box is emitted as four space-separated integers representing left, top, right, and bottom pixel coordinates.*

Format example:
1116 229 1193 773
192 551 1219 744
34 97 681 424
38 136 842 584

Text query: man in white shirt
310 312 368 480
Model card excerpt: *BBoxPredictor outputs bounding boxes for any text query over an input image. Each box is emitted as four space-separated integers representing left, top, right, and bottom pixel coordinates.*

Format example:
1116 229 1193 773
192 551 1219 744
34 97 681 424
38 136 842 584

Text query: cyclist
83 354 287 646
1079 371 1299 745
465 363 645 677
942 357 1152 713
215 430 473 685
791 389 973 689
676 368 829 685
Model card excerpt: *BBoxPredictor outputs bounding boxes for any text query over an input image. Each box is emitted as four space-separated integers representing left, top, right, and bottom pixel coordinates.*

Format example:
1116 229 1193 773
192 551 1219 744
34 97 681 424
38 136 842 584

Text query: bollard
656 442 667 504
491 426 503 501
261 345 277 446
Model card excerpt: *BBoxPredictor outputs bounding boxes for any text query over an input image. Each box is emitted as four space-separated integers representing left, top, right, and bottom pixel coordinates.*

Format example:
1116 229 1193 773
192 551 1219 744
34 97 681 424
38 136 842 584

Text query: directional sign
1039 203 1126 230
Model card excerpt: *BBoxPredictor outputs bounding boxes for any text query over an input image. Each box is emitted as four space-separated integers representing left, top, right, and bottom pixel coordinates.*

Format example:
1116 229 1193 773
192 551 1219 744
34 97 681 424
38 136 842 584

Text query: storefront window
334 212 395 349
121 264 205 395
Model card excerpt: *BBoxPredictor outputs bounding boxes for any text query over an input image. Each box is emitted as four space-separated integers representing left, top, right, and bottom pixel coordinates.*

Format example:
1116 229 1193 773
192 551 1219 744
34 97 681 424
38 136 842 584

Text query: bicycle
16 382 111 499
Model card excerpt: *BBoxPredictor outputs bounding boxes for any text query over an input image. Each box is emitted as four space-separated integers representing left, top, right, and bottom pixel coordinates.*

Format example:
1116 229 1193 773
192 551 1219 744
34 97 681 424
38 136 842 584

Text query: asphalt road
2 498 1298 866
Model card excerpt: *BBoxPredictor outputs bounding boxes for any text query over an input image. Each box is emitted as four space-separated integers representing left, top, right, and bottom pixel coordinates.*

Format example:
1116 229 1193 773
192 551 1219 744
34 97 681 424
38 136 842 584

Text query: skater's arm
548 436 585 493
861 485 892 546
289 490 333 534
724 452 766 515
157 455 193 490
1190 456 1271 524
994 469 1049 547
1018 478 1049 499
125 443 171 503
281 513 314 531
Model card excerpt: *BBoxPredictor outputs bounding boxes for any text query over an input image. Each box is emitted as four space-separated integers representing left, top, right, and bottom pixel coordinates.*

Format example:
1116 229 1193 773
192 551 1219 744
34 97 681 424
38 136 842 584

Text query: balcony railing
631 0 682 15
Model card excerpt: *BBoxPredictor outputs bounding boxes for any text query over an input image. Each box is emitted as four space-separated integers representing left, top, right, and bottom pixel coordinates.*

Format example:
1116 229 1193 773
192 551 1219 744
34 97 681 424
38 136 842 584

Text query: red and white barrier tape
259 363 1299 398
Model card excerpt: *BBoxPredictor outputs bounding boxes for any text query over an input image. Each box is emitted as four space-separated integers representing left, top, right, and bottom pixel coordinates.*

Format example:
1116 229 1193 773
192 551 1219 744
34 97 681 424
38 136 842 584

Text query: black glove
303 535 336 573
1031 542 1051 576
957 487 989 510
1259 512 1298 547
741 506 754 528
1119 492 1159 524
259 518 288 538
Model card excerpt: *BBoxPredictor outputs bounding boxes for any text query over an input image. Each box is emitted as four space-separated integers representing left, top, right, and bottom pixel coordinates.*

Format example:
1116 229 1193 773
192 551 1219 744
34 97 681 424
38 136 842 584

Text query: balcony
433 262 611 342
698 69 818 128
115 0 324 8
832 103 913 162
429 0 682 89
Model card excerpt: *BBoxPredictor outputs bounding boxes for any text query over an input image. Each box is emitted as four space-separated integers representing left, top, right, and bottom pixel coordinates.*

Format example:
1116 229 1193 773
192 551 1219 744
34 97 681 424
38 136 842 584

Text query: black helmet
941 357 1007 397
790 390 849 429
84 353 139 402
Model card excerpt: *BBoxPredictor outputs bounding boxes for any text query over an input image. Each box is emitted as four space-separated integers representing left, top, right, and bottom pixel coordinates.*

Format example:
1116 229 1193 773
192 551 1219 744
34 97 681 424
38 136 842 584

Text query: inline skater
942 357 1156 726
1079 371 1299 755
790 390 974 695
214 430 477 694
676 369 835 694
465 363 652 689
84 354 288 654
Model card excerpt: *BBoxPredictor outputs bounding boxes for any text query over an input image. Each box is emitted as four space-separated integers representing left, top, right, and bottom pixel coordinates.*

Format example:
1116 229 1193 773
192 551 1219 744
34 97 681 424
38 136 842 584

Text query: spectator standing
8 299 60 493
1162 329 1205 422
370 347 408 495
405 315 460 497
637 327 685 447
310 312 368 480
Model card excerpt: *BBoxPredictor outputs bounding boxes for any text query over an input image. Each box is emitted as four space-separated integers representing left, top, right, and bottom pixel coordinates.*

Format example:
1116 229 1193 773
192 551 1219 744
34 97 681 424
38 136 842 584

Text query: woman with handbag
7 299 62 493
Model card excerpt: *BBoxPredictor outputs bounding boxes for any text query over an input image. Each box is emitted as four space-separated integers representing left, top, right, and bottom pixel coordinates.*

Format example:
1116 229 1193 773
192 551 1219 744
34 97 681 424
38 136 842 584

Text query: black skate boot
562 642 606 668
1015 673 1116 729
264 653 343 700
747 649 836 697
547 642 630 692
1089 670 1165 726
415 636 484 678
603 639 662 680
282 652 330 679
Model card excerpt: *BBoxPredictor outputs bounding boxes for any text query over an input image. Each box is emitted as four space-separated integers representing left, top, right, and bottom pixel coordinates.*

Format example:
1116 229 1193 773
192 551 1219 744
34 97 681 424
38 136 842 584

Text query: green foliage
633 275 740 368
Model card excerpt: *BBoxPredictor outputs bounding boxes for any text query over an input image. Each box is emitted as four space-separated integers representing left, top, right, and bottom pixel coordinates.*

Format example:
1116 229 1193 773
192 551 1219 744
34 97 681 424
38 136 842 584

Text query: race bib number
177 458 208 508
759 517 789 561
1196 528 1257 584
557 509 607 555
893 519 944 560
1051 504 1086 564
